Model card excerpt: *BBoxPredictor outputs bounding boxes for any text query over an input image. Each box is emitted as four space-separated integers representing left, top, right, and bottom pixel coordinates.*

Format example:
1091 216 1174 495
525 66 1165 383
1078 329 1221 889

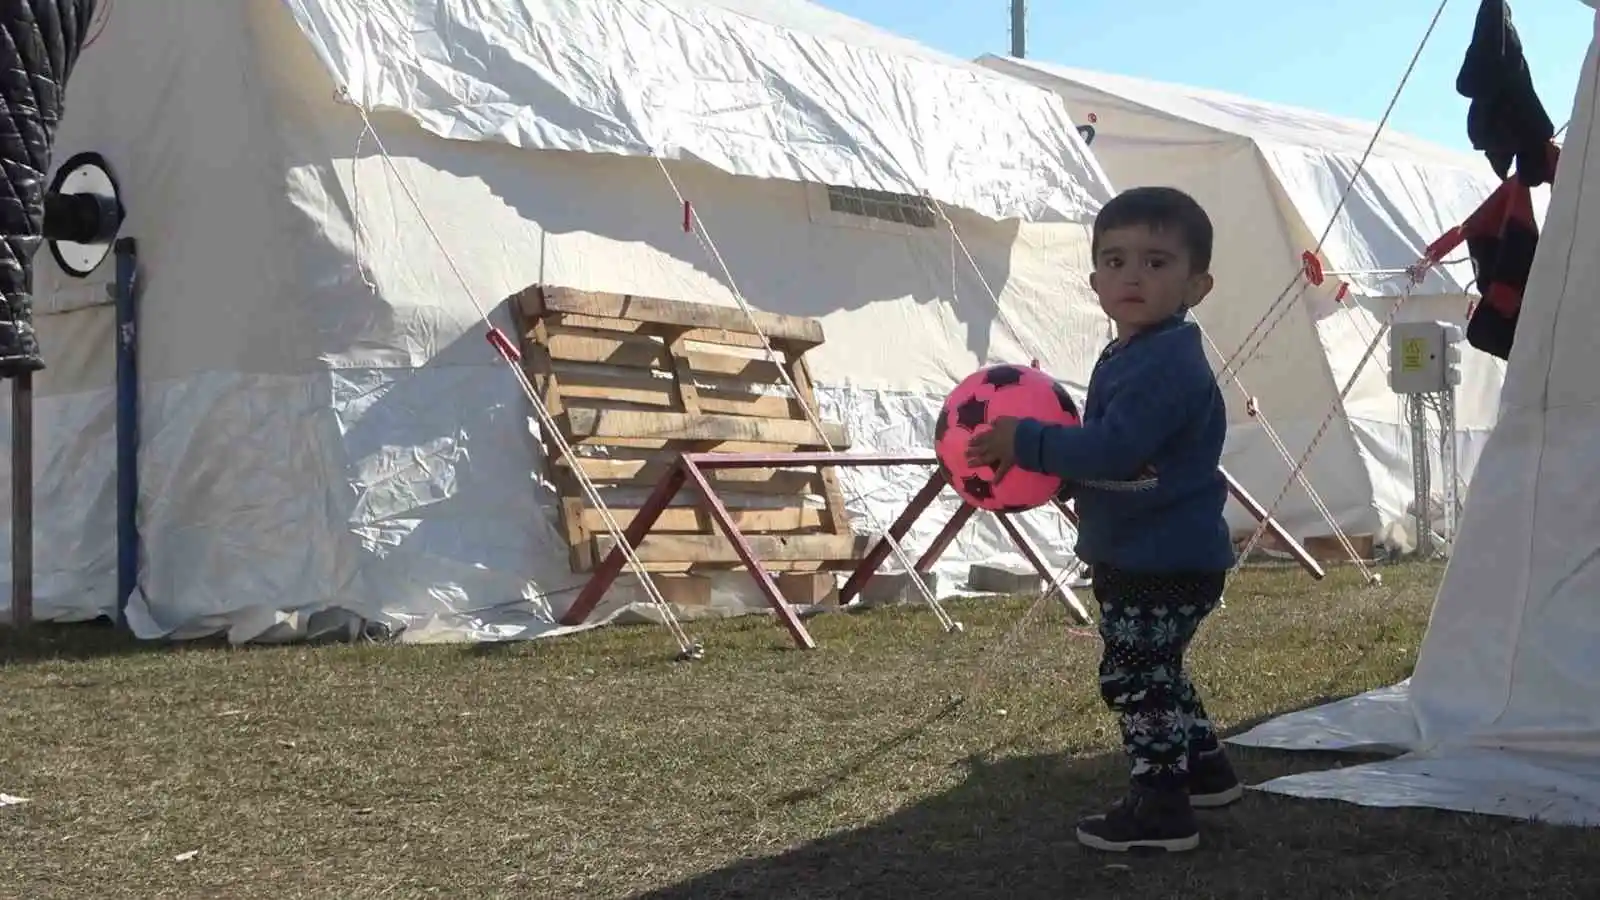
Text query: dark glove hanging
0 0 98 379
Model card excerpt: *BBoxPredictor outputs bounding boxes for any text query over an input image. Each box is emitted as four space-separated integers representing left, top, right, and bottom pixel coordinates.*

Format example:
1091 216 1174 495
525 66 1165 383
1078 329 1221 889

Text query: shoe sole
1190 783 1244 809
1075 828 1199 853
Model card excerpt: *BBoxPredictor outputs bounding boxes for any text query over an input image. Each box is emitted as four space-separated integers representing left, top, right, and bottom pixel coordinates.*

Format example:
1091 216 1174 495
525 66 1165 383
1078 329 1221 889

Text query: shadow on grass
0 617 229 665
632 703 1598 900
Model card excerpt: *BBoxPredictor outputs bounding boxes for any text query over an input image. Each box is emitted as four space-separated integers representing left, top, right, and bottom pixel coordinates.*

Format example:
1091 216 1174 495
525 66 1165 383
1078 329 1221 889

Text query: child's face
1089 224 1213 335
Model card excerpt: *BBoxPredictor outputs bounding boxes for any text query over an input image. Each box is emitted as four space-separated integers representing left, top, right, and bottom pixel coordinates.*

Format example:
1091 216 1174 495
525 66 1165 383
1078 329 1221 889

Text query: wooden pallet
509 285 870 580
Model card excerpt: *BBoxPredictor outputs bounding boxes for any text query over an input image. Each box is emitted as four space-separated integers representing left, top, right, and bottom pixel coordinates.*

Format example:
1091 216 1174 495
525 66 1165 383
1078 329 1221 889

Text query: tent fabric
0 0 1115 642
975 55 1534 546
1230 5 1600 826
283 0 1111 225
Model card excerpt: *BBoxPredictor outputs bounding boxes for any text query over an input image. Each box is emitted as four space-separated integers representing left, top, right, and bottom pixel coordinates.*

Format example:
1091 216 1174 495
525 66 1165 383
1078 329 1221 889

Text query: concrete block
655 575 713 608
857 570 940 608
776 573 838 606
968 562 1040 594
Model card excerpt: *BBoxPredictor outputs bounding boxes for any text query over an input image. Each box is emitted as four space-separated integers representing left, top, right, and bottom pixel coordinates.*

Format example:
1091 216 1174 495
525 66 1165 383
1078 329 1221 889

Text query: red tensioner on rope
1300 250 1324 285
485 325 520 363
1299 250 1350 303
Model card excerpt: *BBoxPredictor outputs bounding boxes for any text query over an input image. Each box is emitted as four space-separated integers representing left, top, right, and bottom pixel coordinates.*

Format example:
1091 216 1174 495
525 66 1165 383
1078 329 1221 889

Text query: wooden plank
544 329 665 369
564 408 849 449
515 286 824 348
553 436 816 453
692 391 794 419
592 532 871 566
571 456 823 494
561 390 795 419
548 313 787 354
548 357 795 417
786 356 853 533
666 330 703 414
549 352 797 418
556 440 809 459
581 557 842 573
543 328 787 382
549 365 676 408
580 506 827 534
513 315 591 571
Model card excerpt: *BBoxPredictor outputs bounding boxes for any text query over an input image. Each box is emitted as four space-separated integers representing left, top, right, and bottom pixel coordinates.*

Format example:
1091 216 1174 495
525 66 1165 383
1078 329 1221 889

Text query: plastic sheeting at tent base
1230 680 1600 827
0 369 1086 643
1228 2 1600 827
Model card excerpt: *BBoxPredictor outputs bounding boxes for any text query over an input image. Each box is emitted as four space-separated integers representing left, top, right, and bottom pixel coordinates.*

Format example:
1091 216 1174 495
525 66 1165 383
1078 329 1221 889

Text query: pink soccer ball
934 364 1082 512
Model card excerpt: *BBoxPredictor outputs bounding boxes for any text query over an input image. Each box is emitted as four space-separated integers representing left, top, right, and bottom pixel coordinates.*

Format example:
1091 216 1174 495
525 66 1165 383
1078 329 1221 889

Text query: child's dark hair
1091 186 1213 273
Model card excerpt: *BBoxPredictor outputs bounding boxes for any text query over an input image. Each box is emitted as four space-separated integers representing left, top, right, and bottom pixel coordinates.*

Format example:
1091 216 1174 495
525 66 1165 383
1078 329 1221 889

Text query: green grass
3 562 1599 898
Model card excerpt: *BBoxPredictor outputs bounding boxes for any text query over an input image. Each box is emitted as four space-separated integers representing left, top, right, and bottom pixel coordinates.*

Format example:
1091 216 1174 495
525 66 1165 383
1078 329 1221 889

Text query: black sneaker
1075 785 1199 853
1188 747 1244 809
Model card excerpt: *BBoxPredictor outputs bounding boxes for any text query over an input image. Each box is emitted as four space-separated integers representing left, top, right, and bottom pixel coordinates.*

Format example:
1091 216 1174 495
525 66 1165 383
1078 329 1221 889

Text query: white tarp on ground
977 55 1539 547
0 0 1116 642
1231 6 1600 826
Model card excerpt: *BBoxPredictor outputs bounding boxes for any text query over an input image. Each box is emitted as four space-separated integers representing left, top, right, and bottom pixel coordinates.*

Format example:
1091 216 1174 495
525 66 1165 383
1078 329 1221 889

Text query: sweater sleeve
1013 349 1207 481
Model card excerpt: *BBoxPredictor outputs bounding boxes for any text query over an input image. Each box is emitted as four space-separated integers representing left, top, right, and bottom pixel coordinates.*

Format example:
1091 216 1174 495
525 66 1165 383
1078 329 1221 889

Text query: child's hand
966 416 1020 477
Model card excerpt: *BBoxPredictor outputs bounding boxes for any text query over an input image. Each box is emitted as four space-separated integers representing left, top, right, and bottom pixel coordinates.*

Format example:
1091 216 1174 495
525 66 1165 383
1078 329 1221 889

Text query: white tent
977 55 1532 549
1 0 1117 642
1231 5 1600 825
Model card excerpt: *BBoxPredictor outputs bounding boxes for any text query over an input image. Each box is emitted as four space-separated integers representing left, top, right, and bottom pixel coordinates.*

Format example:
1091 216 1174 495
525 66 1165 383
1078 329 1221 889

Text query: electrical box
1389 321 1463 394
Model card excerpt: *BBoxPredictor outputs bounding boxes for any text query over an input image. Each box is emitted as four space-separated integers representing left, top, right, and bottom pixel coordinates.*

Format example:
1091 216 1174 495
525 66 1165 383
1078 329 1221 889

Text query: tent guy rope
926 196 1375 581
1215 0 1453 388
1200 0 1453 581
1233 269 1429 572
339 92 702 659
652 155 963 635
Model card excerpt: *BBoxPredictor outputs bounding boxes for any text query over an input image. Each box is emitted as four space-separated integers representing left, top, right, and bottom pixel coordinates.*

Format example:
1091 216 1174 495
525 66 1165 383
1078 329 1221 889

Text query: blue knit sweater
1013 313 1233 573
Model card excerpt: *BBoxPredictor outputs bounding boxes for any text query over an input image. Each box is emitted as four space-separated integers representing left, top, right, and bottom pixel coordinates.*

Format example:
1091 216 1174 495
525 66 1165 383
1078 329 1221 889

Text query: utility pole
1010 0 1025 57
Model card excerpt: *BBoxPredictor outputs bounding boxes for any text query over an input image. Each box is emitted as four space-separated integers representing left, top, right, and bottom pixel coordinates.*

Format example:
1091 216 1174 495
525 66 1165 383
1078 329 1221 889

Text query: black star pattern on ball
983 365 1024 389
954 396 988 431
1000 502 1033 514
933 407 949 442
1052 382 1080 417
962 474 993 501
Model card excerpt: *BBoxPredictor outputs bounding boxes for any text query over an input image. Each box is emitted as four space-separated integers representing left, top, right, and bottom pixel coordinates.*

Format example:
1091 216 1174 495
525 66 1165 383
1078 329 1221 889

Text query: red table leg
561 462 686 626
680 457 816 650
839 468 947 605
916 503 974 572
1219 467 1326 579
994 513 1092 624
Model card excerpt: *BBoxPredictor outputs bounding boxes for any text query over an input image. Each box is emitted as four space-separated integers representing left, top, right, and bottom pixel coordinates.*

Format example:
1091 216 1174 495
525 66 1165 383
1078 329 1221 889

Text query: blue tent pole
114 237 137 629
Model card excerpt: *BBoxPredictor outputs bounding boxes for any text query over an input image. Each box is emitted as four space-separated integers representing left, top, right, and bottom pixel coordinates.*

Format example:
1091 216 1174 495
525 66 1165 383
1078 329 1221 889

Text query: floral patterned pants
1093 566 1227 790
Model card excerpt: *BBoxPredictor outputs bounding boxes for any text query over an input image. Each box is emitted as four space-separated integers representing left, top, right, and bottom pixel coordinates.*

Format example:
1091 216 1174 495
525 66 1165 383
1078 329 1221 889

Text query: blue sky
823 0 1592 151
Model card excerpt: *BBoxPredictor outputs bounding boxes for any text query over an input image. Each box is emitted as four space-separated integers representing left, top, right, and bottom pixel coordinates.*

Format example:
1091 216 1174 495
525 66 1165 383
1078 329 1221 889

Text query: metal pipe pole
114 237 138 627
1010 0 1025 57
11 371 31 627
